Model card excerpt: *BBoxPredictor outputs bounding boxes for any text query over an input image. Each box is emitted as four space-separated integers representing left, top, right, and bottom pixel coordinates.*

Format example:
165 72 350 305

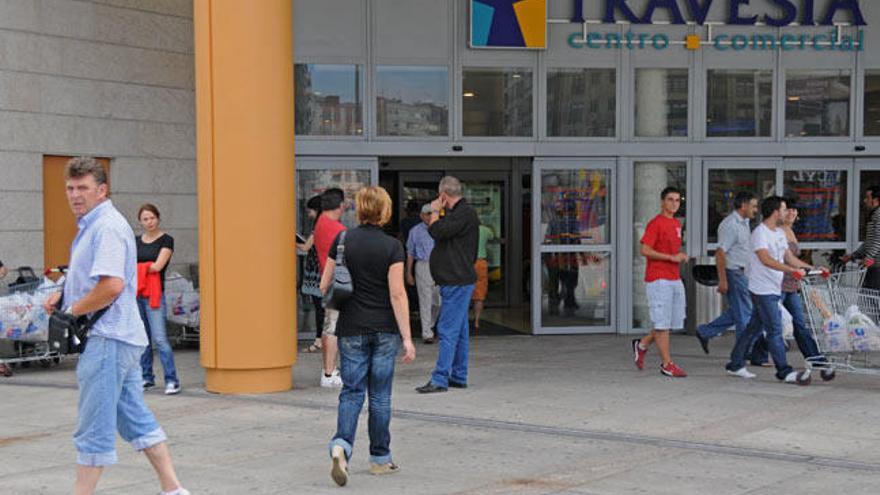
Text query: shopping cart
164 272 200 347
0 267 68 377
800 265 880 378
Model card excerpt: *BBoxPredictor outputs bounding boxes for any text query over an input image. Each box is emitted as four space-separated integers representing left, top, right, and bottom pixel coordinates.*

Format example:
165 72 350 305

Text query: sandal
305 343 322 353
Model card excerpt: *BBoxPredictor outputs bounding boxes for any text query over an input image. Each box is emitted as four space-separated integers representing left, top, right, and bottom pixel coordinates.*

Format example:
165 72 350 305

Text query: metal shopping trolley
800 265 880 378
0 267 69 377
164 272 200 347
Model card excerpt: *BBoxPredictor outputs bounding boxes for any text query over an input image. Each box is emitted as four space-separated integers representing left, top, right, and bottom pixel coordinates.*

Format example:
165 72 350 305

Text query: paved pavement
3 333 880 494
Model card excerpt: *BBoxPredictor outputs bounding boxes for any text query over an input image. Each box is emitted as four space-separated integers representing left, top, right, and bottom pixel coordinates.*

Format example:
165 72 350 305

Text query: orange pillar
194 0 296 393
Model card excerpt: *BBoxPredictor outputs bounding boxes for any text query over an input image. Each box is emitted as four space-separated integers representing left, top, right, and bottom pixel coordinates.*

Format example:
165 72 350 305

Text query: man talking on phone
416 176 480 394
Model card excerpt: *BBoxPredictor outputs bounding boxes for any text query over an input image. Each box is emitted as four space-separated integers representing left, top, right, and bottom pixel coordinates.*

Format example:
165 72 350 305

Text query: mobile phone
296 233 307 244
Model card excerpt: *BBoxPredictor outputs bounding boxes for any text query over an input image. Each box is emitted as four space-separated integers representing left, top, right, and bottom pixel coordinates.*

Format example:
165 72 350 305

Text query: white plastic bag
779 301 794 341
822 313 850 353
0 291 50 342
165 273 200 326
844 305 880 352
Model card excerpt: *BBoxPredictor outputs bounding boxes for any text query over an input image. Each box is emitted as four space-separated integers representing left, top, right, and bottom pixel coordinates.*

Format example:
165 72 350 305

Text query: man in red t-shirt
632 186 689 378
314 188 347 388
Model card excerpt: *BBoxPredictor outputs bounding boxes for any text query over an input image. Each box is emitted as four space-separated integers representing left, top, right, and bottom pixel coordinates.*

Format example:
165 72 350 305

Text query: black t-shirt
136 233 174 292
328 224 405 337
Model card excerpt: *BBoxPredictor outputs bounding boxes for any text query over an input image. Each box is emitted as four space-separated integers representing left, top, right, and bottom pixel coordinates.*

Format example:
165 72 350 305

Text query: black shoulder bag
48 294 110 354
322 231 354 310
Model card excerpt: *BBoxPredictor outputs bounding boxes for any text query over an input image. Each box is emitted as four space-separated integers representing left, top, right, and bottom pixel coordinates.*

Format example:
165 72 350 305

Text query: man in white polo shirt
725 196 813 384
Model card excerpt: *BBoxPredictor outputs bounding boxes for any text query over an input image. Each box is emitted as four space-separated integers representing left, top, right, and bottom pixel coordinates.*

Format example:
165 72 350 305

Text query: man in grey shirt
696 192 759 354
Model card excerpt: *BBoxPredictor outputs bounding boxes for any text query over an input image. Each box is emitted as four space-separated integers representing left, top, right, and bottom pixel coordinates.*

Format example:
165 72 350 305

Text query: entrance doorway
381 158 531 333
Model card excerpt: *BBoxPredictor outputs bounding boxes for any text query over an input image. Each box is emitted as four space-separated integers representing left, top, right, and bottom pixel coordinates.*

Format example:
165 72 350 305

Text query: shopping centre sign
470 1 867 51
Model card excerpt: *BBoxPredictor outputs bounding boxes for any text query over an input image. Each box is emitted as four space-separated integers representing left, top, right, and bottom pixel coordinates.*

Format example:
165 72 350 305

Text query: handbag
301 247 322 297
322 230 353 310
47 295 109 354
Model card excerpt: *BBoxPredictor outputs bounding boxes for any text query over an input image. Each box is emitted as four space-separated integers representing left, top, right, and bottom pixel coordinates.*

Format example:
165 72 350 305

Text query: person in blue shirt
406 204 440 343
43 157 188 495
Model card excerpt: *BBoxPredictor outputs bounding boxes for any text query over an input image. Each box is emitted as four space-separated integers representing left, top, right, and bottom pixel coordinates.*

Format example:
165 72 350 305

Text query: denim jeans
431 284 475 388
698 269 752 339
75 336 167 466
783 291 824 361
726 293 794 379
329 332 400 464
137 297 178 385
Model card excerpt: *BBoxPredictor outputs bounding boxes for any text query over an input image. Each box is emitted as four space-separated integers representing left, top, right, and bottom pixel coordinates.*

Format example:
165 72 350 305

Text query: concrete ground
2 333 880 494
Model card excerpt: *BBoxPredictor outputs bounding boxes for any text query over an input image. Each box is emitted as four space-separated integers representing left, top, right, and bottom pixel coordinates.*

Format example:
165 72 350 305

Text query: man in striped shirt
843 185 880 289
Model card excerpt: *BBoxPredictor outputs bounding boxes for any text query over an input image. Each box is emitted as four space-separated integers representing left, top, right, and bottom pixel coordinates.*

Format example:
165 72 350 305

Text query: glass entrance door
399 171 510 307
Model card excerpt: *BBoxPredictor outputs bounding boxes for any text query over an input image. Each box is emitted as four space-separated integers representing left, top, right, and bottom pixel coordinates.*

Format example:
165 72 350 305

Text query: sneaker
164 382 181 395
143 381 155 391
159 489 191 495
321 369 343 388
330 445 348 486
726 367 756 379
660 362 687 378
369 462 400 475
631 339 647 370
696 332 710 354
783 370 811 385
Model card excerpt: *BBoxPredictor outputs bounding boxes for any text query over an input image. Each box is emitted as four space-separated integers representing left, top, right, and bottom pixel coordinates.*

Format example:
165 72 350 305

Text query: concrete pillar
635 69 669 137
632 163 669 328
194 0 297 393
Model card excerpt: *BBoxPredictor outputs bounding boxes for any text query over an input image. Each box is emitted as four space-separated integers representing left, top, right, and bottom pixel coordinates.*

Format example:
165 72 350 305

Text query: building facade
294 0 880 335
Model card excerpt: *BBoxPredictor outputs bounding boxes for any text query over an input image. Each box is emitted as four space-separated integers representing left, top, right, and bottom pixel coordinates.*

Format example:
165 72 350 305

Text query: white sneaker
165 382 181 395
330 445 349 486
321 369 343 388
783 370 811 385
159 488 190 495
727 367 757 379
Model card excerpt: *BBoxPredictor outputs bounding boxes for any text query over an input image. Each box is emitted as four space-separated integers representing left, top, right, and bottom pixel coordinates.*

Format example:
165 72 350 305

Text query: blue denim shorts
74 336 167 466
645 279 686 330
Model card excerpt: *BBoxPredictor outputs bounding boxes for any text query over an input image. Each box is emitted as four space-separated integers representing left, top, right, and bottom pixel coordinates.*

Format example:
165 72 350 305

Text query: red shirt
641 214 683 282
314 215 346 273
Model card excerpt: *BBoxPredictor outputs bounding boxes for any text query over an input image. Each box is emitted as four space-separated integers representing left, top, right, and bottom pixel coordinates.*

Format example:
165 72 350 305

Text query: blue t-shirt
64 200 147 347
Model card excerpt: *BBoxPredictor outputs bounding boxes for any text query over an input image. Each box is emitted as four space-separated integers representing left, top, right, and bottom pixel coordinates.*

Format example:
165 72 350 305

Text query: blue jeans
698 269 752 339
726 293 793 380
137 297 178 385
431 284 475 388
783 291 824 361
329 332 401 464
75 336 167 466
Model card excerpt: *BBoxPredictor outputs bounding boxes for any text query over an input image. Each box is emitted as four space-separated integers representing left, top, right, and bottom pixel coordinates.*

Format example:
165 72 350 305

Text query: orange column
194 0 296 393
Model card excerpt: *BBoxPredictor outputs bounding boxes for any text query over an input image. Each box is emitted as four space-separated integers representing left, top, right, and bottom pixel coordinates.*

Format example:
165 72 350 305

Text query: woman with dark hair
299 195 324 353
136 204 180 395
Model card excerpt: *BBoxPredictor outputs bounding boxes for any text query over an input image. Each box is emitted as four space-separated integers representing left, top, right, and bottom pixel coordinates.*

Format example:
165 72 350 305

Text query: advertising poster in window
784 170 847 242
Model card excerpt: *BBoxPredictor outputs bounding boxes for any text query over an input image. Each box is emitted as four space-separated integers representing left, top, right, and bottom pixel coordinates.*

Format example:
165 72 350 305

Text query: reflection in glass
785 70 850 137
707 169 776 242
295 64 362 136
783 170 847 242
462 68 532 136
464 181 506 304
541 252 611 327
376 66 448 137
541 169 610 245
632 162 687 329
858 171 880 241
865 71 880 136
635 69 688 137
547 68 616 137
707 70 772 137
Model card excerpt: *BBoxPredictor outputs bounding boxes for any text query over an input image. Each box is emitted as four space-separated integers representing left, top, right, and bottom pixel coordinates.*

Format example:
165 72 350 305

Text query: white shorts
645 279 686 331
323 308 339 336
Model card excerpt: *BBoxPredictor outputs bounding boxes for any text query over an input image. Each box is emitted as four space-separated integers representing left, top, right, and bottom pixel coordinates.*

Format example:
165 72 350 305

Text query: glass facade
295 64 362 136
783 169 847 243
865 71 880 137
462 68 532 136
635 69 688 137
706 70 772 137
547 68 616 137
785 70 851 137
707 169 775 243
376 66 448 137
541 252 611 327
859 171 880 241
540 170 610 245
632 162 687 330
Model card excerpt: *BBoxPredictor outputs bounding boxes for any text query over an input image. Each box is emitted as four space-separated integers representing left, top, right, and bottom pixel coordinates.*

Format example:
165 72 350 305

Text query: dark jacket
429 198 480 286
